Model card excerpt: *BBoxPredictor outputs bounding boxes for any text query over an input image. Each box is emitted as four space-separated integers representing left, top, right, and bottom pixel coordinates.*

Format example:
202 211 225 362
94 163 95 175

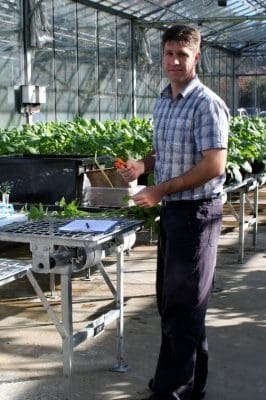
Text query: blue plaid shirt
153 76 229 201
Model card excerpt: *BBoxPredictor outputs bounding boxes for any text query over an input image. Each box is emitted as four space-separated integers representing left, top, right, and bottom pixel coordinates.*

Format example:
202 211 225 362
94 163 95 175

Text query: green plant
1 115 265 194
0 181 13 194
23 196 160 233
226 116 266 184
23 198 90 220
0 117 153 160
122 204 161 233
52 198 90 218
21 203 49 220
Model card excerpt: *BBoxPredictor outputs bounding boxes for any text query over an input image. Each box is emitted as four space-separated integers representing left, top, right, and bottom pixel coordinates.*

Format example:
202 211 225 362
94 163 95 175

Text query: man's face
163 40 200 86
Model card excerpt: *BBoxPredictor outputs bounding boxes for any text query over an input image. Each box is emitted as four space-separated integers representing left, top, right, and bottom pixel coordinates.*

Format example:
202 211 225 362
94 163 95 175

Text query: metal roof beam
236 41 266 54
141 15 266 26
136 0 184 21
76 0 137 20
202 40 238 54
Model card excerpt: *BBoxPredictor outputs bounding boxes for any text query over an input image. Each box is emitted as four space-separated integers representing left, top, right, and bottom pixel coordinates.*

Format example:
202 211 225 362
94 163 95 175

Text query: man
119 25 229 400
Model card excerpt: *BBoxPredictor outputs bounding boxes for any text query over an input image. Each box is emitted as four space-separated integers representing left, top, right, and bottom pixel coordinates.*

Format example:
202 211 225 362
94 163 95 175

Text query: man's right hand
118 159 145 182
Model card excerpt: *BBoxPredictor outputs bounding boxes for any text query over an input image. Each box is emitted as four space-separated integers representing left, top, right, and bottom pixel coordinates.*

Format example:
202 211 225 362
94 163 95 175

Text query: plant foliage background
0 116 265 183
0 117 153 161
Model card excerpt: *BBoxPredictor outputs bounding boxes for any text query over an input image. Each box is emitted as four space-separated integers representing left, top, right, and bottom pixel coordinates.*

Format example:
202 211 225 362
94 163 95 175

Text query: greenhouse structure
0 0 265 128
0 2 266 400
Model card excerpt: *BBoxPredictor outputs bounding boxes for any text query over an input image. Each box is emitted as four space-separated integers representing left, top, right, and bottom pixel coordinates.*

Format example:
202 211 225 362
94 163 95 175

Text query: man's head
161 25 201 93
161 25 201 52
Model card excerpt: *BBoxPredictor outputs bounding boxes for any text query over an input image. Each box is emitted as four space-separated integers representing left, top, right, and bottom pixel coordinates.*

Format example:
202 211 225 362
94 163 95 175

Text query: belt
161 197 221 206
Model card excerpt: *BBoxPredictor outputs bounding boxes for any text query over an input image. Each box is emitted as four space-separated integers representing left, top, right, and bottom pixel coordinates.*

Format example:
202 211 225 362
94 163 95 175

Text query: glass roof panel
80 0 266 54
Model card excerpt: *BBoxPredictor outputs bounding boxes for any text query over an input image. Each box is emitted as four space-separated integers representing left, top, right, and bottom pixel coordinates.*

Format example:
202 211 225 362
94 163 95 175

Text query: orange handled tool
114 157 126 169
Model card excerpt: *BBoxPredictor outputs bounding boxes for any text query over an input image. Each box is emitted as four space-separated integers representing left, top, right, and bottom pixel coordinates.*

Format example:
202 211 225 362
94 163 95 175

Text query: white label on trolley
94 322 105 336
92 315 105 337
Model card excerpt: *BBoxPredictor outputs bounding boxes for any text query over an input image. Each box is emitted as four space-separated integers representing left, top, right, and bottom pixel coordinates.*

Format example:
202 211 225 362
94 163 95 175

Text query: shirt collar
161 75 200 99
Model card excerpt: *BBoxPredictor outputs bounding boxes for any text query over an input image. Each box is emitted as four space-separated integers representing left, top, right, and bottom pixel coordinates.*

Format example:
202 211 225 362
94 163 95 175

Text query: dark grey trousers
152 199 223 400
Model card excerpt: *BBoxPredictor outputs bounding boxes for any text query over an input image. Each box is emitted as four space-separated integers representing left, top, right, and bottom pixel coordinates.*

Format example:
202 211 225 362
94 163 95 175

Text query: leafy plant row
0 116 153 161
226 116 266 184
0 115 265 183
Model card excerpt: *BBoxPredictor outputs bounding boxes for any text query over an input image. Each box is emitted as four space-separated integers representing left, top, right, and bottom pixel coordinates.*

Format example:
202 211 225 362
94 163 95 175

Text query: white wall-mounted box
21 85 46 104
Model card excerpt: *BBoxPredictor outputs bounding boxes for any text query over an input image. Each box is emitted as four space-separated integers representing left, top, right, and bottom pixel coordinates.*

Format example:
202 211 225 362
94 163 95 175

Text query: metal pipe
61 268 74 400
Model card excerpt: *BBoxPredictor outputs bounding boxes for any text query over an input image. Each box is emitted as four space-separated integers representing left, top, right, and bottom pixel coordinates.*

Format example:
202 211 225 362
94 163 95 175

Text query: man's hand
132 186 162 208
118 159 145 182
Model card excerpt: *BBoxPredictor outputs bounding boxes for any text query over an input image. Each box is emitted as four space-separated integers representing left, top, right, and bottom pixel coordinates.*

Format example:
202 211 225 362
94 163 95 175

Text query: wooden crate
86 167 137 188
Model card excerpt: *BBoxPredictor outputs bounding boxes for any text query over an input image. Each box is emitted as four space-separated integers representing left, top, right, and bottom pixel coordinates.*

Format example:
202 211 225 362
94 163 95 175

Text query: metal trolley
224 174 266 262
0 217 143 400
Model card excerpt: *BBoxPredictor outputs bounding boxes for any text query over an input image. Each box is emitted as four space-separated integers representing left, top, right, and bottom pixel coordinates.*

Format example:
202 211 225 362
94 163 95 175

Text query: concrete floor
0 219 265 400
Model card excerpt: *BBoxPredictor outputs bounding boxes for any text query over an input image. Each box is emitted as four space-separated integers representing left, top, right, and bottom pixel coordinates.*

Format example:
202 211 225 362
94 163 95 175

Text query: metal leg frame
26 268 72 399
239 188 245 263
225 181 259 263
247 183 258 248
61 270 74 400
110 247 128 372
25 249 128 400
49 273 57 298
0 219 142 400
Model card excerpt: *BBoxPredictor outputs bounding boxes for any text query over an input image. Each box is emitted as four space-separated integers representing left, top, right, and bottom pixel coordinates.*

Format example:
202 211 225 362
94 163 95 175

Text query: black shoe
147 379 205 400
141 395 179 400
148 378 155 391
190 390 206 400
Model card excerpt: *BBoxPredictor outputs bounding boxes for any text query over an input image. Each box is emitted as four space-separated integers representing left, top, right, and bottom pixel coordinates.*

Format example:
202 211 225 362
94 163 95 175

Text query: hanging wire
245 0 266 11
202 0 215 6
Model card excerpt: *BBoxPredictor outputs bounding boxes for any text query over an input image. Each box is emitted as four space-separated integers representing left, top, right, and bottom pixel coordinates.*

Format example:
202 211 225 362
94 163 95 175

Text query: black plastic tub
0 155 102 205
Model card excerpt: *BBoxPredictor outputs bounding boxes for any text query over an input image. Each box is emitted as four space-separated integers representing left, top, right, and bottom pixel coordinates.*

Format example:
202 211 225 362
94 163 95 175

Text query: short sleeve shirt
153 76 230 201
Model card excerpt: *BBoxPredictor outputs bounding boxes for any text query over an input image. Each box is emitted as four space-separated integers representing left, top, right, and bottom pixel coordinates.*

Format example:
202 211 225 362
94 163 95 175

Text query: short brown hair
161 25 201 51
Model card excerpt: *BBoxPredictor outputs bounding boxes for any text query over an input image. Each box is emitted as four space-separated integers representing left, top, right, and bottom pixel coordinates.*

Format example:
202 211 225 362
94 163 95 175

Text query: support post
110 247 128 372
60 268 74 400
252 183 259 248
238 188 245 263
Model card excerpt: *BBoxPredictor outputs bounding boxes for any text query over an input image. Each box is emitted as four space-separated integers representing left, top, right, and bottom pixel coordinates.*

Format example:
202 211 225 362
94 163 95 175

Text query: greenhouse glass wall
0 0 265 129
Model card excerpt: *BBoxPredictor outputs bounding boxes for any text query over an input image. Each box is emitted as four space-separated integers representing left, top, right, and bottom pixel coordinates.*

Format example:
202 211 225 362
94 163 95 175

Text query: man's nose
173 58 180 65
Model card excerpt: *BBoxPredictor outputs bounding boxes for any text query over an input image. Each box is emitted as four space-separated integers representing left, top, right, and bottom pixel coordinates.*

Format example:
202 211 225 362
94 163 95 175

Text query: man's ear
195 52 201 64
